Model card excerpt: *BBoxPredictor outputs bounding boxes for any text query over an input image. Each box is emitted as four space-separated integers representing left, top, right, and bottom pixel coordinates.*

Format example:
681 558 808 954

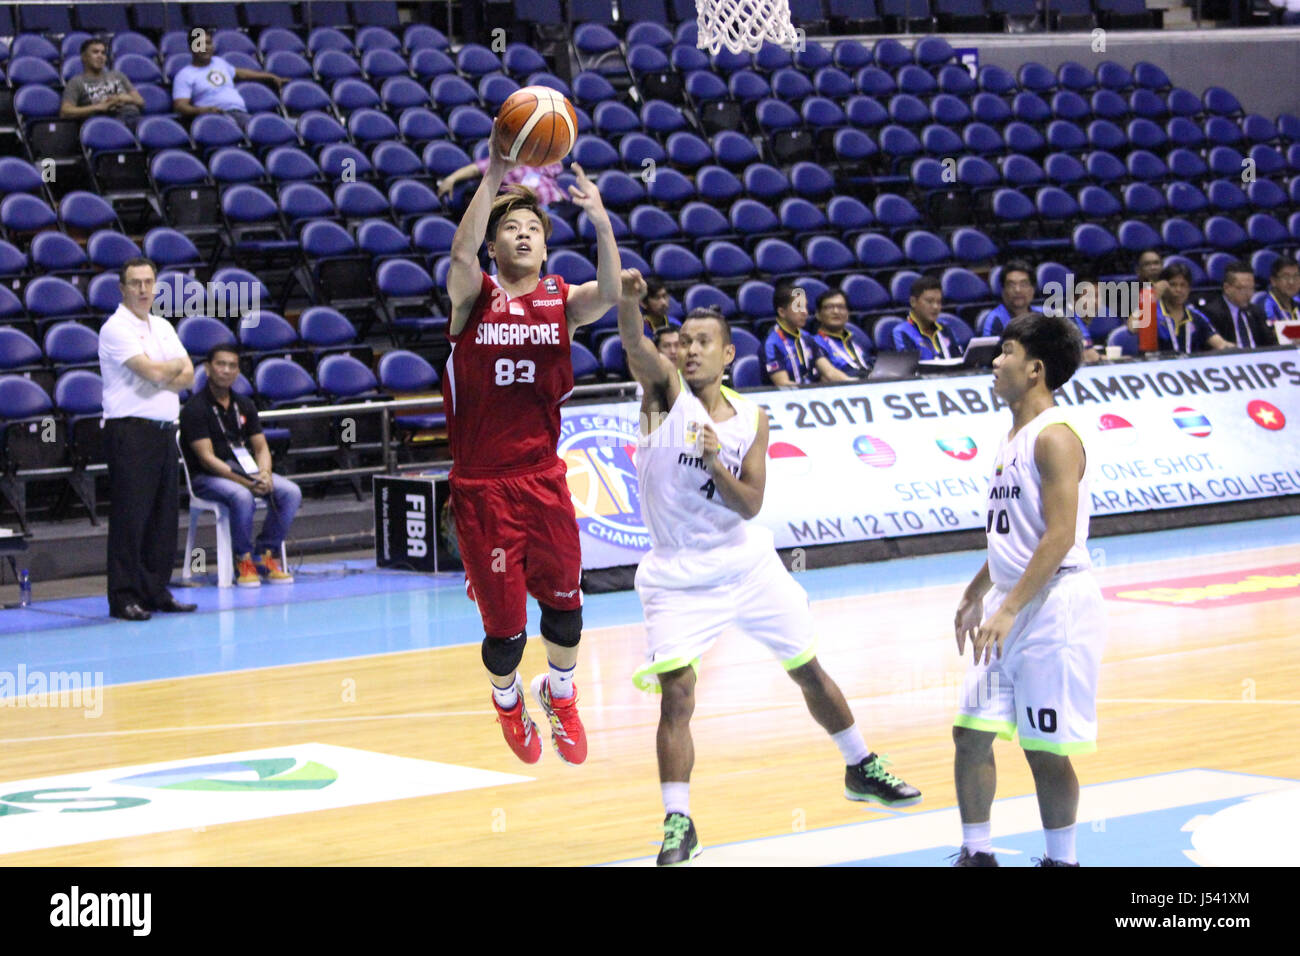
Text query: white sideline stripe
604 770 1298 867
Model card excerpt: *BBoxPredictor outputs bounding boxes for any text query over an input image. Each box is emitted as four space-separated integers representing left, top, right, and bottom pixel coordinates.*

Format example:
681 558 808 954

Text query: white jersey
986 405 1092 589
634 375 766 588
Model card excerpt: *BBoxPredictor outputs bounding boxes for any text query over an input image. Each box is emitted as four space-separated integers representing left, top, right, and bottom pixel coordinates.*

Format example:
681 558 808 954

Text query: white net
696 0 801 55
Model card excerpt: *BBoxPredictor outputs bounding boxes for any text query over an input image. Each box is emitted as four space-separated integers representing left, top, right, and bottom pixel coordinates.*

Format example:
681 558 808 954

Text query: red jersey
443 270 575 478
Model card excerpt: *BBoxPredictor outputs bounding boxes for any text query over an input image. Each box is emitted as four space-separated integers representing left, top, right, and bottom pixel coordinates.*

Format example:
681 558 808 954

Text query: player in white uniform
617 270 921 867
952 313 1106 867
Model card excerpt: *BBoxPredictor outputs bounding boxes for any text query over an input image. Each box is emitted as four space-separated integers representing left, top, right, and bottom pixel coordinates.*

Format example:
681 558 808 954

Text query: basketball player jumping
617 270 921 866
952 314 1106 867
444 122 620 765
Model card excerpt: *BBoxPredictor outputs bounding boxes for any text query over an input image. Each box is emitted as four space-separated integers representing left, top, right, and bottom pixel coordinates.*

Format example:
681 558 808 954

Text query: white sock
491 679 519 709
831 724 871 766
548 661 575 699
962 821 993 853
1044 824 1076 864
662 782 690 817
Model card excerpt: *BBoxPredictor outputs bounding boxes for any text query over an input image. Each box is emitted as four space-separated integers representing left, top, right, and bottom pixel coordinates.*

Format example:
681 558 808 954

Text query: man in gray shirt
60 38 145 128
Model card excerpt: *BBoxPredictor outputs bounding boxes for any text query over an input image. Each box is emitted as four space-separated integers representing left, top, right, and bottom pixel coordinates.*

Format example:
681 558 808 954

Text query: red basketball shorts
449 457 583 637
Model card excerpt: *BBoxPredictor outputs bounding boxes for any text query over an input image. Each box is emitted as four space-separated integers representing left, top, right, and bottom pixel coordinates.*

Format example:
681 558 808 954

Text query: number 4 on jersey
699 478 716 500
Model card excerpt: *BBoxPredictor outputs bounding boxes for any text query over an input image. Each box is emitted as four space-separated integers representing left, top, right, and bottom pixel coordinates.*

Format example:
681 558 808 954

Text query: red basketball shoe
492 679 541 764
530 675 588 765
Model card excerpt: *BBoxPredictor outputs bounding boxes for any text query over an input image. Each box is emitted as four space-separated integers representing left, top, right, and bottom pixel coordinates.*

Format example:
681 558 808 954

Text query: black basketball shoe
951 847 999 867
1034 856 1080 867
844 753 922 807
656 813 702 867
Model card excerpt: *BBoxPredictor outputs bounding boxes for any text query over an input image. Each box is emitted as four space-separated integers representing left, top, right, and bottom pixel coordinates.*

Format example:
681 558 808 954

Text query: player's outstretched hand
487 119 520 172
954 595 982 655
620 268 647 303
567 164 609 222
971 607 1014 665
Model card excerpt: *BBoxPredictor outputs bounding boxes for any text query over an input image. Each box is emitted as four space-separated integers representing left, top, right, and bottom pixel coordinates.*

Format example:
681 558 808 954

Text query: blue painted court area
603 770 1298 867
2 515 1297 693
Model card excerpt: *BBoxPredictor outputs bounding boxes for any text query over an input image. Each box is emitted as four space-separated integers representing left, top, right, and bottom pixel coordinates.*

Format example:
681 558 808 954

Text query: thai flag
1173 406 1212 438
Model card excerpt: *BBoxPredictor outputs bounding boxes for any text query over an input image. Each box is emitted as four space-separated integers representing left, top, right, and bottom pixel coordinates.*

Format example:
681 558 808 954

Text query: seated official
978 260 1041 337
1060 276 1102 364
893 276 962 359
1262 259 1299 328
181 346 302 587
811 290 873 379
764 281 842 385
1197 261 1275 349
641 277 677 335
173 27 284 131
1126 263 1230 355
654 326 680 364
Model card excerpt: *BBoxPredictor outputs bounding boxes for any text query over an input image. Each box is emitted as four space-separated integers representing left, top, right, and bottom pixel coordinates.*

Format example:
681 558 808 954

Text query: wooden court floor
1 542 1296 865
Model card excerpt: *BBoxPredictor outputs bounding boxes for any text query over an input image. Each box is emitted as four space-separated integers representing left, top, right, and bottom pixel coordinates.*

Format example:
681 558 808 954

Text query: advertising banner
560 351 1300 570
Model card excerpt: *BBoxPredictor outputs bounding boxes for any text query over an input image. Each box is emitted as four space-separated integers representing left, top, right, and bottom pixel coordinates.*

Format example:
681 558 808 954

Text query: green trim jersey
985 406 1092 589
635 374 762 558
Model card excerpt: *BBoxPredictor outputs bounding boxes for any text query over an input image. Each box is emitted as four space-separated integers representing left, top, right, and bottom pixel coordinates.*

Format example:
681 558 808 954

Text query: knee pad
540 604 582 648
481 630 526 677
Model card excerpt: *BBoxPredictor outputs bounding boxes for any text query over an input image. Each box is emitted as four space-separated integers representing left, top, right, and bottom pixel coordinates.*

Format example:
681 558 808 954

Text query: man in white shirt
98 258 197 621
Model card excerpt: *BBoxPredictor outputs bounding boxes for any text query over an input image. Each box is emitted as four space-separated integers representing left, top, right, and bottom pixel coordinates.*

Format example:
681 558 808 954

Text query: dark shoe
1033 856 1080 867
112 603 152 621
656 813 702 867
844 753 922 807
149 597 197 613
950 847 999 867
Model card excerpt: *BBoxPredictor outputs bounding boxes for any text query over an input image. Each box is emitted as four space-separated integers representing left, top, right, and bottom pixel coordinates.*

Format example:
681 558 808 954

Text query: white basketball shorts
632 546 817 692
954 568 1107 755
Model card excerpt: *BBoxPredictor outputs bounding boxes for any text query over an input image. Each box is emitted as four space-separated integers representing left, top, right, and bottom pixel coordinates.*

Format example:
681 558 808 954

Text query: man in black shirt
180 346 302 587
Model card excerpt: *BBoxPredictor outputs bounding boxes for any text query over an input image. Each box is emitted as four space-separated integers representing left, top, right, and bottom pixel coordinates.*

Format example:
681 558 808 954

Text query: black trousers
105 418 179 614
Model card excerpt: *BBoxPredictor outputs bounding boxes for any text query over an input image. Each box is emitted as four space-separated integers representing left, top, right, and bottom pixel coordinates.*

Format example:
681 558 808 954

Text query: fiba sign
373 475 457 572
558 412 650 553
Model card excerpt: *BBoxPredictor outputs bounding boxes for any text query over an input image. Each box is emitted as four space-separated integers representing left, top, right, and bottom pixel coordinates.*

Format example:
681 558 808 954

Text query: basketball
494 86 579 167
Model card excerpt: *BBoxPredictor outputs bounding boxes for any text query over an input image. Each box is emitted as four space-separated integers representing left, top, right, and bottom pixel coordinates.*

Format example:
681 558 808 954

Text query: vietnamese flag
936 436 978 461
1247 400 1286 431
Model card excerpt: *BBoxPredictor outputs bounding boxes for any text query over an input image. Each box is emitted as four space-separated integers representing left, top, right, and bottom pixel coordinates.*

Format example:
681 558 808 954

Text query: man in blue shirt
173 27 285 131
893 275 961 359
1061 274 1101 364
764 281 841 386
1262 259 1299 328
811 290 873 379
978 260 1039 337
1125 263 1230 354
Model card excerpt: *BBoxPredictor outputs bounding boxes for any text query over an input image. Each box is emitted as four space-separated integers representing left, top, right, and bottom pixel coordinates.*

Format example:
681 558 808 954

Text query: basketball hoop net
696 0 800 55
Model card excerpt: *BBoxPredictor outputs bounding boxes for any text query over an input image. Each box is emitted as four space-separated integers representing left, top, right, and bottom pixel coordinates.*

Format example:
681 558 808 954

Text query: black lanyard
775 323 809 380
908 313 949 358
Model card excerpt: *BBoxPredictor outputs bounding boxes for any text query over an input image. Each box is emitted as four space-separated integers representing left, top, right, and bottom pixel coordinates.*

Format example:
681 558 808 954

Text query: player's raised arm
565 164 621 330
447 121 516 331
972 425 1084 664
618 269 676 393
699 413 768 520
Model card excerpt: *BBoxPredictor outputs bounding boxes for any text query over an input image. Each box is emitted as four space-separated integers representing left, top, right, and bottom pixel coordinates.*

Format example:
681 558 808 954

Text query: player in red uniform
444 122 620 765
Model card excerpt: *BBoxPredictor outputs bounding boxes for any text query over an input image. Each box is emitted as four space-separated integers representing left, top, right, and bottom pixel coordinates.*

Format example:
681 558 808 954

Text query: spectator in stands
437 159 566 210
1197 261 1275 349
173 28 285 131
978 260 1040 337
811 290 872 379
641 277 675 334
1136 248 1163 287
99 257 196 621
60 38 145 128
180 345 301 588
1126 262 1230 354
764 281 840 386
1262 259 1300 328
654 326 680 364
895 276 962 359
